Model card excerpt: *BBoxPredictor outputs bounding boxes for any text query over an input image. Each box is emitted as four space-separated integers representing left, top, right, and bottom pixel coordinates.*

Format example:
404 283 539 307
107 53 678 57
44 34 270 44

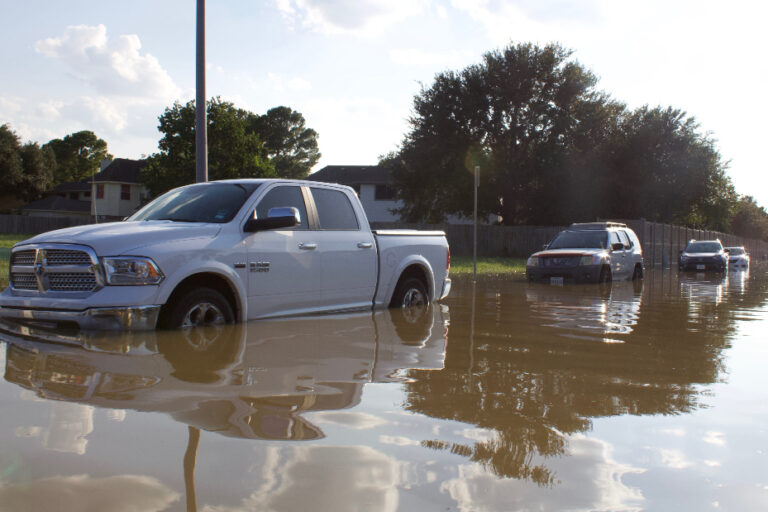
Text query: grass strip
449 256 526 276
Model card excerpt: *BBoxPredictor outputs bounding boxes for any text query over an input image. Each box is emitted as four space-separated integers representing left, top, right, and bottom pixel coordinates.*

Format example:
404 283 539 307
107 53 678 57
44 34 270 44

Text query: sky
1 0 766 208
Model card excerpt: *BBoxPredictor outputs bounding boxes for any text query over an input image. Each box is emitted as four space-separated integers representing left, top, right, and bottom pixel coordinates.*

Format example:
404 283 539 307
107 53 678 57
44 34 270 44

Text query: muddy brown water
0 268 767 511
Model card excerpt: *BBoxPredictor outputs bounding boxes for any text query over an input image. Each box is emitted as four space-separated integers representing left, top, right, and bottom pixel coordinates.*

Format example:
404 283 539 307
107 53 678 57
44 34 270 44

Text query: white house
91 158 149 220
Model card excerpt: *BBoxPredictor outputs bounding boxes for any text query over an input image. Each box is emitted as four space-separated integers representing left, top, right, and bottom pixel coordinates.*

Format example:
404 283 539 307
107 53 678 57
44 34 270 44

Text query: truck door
308 187 377 310
243 184 323 318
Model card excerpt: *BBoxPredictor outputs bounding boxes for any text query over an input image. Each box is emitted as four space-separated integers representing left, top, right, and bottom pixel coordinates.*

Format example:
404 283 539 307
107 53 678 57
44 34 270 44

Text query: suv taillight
446 246 451 272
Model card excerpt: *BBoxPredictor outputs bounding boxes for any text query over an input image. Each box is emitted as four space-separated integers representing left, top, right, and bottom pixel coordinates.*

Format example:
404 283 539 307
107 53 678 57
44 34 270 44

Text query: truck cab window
255 185 308 230
310 188 359 230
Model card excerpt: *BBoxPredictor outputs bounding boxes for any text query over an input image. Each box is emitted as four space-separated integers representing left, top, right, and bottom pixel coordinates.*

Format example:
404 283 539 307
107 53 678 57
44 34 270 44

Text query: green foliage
390 41 738 231
730 196 768 241
142 98 320 197
251 106 321 179
0 124 55 201
44 130 111 184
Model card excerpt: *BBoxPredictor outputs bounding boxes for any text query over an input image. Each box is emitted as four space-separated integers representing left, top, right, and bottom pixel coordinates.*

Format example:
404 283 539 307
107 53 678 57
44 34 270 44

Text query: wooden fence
0 215 92 235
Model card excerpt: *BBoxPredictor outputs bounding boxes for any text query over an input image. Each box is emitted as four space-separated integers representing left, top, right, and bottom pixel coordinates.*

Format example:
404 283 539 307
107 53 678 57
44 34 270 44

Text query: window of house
96 184 104 199
84 191 91 198
69 192 78 200
374 185 396 201
121 185 131 201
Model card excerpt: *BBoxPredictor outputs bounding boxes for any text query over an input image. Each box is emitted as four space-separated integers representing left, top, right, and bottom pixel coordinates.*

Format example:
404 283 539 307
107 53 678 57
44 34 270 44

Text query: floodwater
0 269 767 512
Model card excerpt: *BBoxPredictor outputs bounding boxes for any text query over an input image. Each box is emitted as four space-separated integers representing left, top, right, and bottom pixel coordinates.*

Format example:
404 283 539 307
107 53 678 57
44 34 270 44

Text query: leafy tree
251 106 320 179
730 196 768 241
142 98 320 197
44 130 111 184
390 42 737 230
390 42 617 225
0 124 55 201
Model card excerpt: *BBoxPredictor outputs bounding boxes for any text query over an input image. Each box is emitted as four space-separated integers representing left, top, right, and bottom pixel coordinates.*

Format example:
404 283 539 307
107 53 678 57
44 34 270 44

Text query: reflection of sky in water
526 283 642 341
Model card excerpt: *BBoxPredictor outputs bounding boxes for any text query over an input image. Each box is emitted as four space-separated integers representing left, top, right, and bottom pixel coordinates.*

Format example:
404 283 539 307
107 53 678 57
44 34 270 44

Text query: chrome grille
48 273 97 291
11 251 35 266
9 244 102 293
45 250 92 266
10 273 38 290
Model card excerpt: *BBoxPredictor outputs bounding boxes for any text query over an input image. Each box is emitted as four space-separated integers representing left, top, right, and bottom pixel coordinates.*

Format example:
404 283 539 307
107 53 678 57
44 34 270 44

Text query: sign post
473 165 479 282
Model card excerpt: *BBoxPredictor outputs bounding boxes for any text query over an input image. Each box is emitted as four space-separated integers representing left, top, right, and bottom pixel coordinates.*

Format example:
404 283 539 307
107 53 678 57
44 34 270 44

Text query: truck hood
15 221 222 256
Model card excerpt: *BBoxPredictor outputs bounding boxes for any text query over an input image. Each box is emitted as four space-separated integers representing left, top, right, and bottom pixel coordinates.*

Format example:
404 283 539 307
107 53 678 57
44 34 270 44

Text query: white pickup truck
0 179 451 330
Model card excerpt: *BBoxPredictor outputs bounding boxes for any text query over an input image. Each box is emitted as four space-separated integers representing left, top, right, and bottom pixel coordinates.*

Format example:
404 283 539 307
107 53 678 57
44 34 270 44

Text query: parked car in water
678 239 727 272
526 222 644 284
724 246 749 270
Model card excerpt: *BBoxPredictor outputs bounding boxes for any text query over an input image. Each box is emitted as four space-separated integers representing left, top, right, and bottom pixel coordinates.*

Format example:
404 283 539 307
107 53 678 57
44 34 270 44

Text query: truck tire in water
391 277 429 308
167 287 234 328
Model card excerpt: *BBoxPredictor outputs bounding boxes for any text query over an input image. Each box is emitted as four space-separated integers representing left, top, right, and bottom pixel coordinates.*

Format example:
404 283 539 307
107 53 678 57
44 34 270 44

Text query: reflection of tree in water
405 272 768 486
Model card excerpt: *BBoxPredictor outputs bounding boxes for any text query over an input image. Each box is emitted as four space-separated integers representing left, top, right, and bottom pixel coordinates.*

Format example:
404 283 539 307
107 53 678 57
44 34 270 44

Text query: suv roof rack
569 221 627 230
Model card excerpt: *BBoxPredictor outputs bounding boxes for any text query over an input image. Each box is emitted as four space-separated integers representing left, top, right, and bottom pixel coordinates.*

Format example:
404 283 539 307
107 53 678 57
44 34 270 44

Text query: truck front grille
9 245 102 293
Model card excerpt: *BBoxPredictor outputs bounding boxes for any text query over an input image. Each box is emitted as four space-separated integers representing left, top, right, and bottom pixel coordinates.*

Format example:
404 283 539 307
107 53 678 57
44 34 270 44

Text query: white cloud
389 48 472 68
267 73 313 92
0 474 179 512
312 411 389 429
35 24 181 100
276 0 431 36
659 449 693 469
379 435 420 446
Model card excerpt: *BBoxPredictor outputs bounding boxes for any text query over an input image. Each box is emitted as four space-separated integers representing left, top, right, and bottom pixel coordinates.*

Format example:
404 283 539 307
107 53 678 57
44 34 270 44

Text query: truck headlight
103 257 164 285
527 256 539 267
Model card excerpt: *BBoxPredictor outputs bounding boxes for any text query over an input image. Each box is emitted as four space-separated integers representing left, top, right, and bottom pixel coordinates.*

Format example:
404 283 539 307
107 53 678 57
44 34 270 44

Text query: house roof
307 165 391 186
53 179 91 193
94 158 147 183
21 196 91 213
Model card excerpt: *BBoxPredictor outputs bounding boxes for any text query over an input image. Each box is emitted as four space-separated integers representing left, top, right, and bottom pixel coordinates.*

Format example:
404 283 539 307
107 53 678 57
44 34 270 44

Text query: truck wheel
166 287 234 328
632 264 643 280
599 266 612 283
391 277 429 308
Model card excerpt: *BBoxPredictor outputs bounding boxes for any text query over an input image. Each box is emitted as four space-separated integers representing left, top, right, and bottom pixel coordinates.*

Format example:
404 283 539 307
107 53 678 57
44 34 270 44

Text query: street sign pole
195 0 208 183
473 165 479 282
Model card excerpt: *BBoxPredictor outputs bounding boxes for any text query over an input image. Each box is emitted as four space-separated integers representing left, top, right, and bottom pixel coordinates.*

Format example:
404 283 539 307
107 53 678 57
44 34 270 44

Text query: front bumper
0 304 161 331
679 261 726 272
526 263 603 284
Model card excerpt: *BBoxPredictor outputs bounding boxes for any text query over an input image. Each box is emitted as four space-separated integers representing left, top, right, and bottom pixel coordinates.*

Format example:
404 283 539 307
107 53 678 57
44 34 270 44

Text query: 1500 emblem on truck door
250 262 270 272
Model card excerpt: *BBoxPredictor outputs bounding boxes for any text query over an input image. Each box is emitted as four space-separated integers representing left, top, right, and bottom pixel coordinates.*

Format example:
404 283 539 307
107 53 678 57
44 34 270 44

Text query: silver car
526 222 645 284
725 246 749 270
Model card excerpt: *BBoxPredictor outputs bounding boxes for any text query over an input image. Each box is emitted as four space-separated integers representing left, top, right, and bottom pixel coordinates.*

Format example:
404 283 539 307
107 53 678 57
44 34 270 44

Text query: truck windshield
129 183 261 223
549 231 607 249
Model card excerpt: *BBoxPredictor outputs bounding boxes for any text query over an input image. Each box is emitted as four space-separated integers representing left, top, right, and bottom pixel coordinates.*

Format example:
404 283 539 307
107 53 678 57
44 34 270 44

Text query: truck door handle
357 242 373 249
298 243 317 250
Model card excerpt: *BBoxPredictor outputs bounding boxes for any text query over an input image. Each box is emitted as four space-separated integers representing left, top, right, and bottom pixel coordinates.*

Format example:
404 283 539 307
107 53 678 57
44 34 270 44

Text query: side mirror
610 242 624 251
244 206 300 233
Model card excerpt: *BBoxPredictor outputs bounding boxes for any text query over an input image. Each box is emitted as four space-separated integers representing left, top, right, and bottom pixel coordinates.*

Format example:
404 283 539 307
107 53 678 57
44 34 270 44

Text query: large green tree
730 196 768 241
251 106 320 179
44 130 111 184
390 42 738 230
142 98 320 197
0 124 55 202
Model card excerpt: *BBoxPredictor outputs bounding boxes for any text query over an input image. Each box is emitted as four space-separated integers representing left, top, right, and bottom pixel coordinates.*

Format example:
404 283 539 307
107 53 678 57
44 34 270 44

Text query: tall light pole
473 165 479 282
195 0 208 183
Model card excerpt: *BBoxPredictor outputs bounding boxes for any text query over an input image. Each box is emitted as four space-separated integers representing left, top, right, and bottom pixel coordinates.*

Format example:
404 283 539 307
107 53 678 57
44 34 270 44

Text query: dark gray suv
526 222 645 284
678 239 727 272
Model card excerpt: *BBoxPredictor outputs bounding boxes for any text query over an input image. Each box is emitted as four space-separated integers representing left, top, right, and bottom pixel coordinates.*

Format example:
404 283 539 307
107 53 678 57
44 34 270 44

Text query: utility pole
195 0 208 183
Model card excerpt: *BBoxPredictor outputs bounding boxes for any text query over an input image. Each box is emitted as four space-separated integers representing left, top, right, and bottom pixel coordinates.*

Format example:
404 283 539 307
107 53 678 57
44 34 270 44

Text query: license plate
696 264 705 270
550 277 564 286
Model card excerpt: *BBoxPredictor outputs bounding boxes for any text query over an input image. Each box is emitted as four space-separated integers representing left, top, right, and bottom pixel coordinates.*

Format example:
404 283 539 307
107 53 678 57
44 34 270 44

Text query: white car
0 179 451 331
725 246 749 270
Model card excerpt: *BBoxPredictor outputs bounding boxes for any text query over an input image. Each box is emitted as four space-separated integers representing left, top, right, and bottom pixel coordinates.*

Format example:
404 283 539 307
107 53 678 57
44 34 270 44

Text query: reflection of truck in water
525 281 642 340
2 305 448 440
